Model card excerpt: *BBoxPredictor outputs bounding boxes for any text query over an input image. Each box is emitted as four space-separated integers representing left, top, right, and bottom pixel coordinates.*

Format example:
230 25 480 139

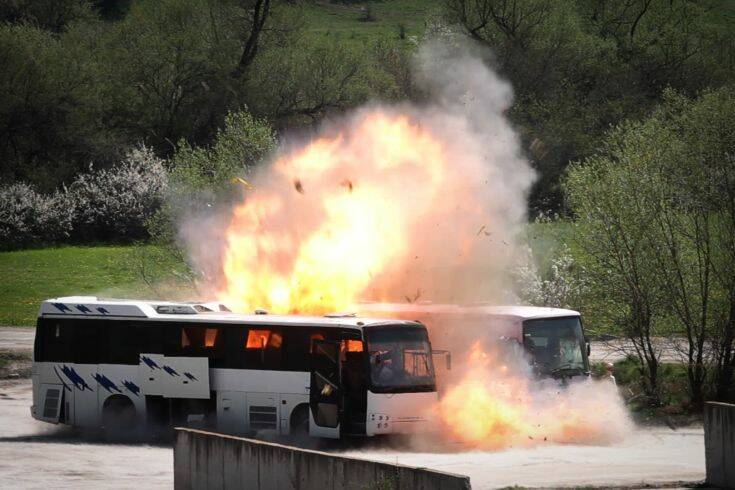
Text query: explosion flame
438 342 632 449
219 110 481 314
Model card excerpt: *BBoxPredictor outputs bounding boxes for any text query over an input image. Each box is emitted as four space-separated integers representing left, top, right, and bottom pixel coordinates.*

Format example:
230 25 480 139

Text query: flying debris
340 179 354 192
232 176 254 189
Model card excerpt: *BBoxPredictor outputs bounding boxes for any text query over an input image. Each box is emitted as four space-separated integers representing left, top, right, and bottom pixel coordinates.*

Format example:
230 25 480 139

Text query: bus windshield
365 326 436 393
522 317 589 375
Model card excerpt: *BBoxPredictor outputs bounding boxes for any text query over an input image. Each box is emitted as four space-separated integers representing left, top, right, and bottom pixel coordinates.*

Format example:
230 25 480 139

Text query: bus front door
309 339 341 438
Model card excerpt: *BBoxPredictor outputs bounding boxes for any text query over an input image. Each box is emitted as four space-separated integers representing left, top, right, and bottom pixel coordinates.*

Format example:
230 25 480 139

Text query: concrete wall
704 402 735 488
174 428 471 490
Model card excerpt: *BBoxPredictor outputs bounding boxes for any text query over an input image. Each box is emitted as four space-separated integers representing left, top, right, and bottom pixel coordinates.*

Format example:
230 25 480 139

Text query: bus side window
107 322 141 365
184 326 225 366
243 328 282 370
280 328 326 371
145 324 179 356
40 319 73 362
73 320 104 364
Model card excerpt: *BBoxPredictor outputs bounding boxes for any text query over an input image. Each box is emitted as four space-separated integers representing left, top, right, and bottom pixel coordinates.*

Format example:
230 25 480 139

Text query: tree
565 131 665 400
566 86 735 404
445 0 735 213
244 38 371 125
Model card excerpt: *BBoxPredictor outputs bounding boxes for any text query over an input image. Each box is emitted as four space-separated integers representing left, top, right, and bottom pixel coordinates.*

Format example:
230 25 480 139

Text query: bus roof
358 302 581 320
39 297 420 330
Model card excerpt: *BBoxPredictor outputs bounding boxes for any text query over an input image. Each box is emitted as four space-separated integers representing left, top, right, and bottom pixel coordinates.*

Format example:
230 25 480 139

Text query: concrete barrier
704 402 735 488
174 428 471 490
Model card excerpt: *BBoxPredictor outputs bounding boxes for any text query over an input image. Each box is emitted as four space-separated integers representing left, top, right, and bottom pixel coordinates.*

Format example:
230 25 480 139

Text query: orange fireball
218 111 447 314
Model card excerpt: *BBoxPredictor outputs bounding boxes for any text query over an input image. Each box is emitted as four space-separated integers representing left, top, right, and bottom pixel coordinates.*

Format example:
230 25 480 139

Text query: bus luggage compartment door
138 354 210 399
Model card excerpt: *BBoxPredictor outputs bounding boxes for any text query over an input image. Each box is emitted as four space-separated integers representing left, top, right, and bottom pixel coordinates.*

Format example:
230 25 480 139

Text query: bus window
74 321 103 364
309 333 325 353
145 324 179 355
204 328 218 348
181 325 225 365
246 330 270 349
244 328 282 370
39 319 73 362
107 322 142 364
345 340 363 352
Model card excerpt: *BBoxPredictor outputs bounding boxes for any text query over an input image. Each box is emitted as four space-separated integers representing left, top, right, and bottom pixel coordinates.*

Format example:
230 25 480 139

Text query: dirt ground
0 378 705 489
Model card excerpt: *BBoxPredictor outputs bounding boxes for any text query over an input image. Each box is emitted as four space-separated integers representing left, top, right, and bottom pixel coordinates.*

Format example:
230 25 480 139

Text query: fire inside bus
31 297 444 438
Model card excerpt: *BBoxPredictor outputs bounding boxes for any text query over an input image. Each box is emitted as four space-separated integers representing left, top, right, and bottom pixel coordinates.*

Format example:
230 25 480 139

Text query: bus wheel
102 395 137 440
289 404 309 439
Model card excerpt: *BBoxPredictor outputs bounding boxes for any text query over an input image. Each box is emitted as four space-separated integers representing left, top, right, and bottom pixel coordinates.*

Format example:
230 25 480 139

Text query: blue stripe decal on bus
58 365 92 391
163 365 180 377
53 366 72 392
75 305 92 314
52 303 72 313
93 373 122 394
140 356 160 369
122 380 140 396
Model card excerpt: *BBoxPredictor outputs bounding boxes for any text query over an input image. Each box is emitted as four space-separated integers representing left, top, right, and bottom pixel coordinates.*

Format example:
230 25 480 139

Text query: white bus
31 297 441 439
359 303 591 380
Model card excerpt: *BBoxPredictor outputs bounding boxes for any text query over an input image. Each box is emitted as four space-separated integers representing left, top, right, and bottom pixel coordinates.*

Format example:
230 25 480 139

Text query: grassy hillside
300 0 443 45
0 245 191 326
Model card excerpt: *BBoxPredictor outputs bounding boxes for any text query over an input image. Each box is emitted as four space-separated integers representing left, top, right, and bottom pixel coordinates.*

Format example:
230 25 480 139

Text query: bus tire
102 395 137 439
289 404 309 438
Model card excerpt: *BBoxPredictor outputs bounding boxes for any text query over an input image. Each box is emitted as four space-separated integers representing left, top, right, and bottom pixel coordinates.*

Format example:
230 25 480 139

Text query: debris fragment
340 179 354 192
294 179 304 194
232 177 254 189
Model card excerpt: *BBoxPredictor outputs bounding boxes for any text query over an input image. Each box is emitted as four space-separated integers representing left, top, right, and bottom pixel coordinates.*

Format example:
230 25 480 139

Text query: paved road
0 379 172 489
0 378 705 489
0 327 35 351
343 427 704 489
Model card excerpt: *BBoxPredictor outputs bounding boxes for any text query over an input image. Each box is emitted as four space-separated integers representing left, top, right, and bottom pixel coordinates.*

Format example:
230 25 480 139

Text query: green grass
298 0 443 46
0 245 191 326
593 357 693 417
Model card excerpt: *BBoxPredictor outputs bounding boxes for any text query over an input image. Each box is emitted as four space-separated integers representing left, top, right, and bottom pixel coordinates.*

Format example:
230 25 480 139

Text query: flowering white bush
66 146 168 241
1 146 167 248
513 244 588 310
0 183 71 249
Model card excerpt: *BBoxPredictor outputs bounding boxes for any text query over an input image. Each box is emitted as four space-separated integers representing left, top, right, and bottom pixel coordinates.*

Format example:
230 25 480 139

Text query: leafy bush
170 111 275 190
0 183 70 249
66 146 167 241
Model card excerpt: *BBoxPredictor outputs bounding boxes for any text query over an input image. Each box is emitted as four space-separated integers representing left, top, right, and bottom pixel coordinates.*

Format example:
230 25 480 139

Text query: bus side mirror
586 340 591 357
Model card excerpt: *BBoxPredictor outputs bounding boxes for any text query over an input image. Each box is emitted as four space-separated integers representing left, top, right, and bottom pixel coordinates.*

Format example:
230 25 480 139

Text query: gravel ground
0 379 172 489
0 378 705 489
